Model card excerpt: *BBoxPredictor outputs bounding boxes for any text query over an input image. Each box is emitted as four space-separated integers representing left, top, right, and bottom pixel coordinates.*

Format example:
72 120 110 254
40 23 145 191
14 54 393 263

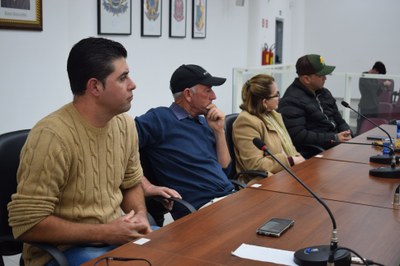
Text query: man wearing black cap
135 64 235 220
357 61 393 134
278 54 352 158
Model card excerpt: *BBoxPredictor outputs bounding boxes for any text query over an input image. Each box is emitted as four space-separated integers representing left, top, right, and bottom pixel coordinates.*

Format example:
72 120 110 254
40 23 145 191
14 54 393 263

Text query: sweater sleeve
8 128 69 238
120 115 143 190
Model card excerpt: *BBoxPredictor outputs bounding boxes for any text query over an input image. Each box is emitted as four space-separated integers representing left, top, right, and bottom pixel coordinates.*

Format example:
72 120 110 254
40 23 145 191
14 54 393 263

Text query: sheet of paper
232 243 297 266
133 238 150 245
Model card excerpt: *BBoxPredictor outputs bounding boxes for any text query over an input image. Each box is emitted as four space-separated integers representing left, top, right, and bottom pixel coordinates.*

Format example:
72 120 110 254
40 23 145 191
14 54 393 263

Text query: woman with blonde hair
232 74 305 183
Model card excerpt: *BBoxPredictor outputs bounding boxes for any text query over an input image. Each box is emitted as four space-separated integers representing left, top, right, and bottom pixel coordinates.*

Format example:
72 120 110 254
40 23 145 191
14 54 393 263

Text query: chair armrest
30 242 69 266
229 179 247 190
300 144 325 158
301 144 325 153
152 196 196 213
0 235 68 266
147 212 158 227
234 170 268 181
146 196 196 227
233 170 268 188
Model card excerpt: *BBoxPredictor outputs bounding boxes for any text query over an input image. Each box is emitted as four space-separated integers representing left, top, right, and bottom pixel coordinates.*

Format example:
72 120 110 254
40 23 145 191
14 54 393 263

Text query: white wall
0 0 250 134
303 0 400 75
246 0 295 67
0 1 71 134
299 0 400 99
1 0 400 134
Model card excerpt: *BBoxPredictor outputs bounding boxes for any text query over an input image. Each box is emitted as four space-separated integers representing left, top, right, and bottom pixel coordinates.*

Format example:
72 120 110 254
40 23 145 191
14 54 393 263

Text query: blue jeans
45 245 116 266
45 226 159 266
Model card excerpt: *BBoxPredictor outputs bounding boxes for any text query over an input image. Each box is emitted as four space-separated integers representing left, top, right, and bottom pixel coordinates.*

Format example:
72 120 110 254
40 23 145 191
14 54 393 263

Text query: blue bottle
382 139 391 155
397 120 400 139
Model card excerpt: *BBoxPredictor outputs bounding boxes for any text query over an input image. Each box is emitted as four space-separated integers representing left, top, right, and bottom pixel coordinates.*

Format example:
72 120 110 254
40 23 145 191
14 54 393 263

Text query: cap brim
199 76 226 87
316 65 335 76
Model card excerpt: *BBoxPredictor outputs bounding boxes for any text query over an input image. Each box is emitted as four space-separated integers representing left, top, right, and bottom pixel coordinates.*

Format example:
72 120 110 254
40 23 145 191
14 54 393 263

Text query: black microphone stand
341 101 400 178
341 100 397 165
252 138 351 266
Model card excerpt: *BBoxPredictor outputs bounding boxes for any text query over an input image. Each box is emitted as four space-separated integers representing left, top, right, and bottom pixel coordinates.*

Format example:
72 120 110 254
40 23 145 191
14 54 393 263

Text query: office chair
224 113 268 184
0 129 68 266
377 78 395 102
140 152 196 227
392 95 400 120
358 118 388 135
378 88 393 103
392 90 399 104
297 143 325 159
378 102 393 121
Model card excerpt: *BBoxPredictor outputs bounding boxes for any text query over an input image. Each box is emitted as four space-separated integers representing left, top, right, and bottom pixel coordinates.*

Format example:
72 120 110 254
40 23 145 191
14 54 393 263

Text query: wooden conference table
317 124 397 164
83 125 400 266
83 189 400 266
252 156 399 209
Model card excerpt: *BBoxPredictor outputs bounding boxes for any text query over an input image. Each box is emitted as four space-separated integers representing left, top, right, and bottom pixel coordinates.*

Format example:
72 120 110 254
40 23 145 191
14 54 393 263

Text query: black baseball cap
170 64 226 93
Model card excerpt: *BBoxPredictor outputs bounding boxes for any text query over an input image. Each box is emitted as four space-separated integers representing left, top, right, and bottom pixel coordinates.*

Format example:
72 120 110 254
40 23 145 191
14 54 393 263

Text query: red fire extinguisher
261 43 275 65
262 44 268 65
268 43 275 65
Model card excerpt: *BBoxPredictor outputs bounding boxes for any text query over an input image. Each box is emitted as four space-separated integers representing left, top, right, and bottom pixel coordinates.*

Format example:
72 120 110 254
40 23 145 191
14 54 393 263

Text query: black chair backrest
358 118 388 135
139 149 196 226
0 129 30 237
224 114 268 185
139 150 167 226
224 113 239 179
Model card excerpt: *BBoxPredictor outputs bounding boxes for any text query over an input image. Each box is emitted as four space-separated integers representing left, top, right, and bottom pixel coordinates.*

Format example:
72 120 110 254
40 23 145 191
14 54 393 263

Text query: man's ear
182 88 192 102
299 75 311 85
87 78 102 96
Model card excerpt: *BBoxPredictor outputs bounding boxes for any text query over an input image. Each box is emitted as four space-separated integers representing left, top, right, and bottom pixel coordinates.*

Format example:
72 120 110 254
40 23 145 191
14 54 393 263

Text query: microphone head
253 138 266 150
341 101 349 108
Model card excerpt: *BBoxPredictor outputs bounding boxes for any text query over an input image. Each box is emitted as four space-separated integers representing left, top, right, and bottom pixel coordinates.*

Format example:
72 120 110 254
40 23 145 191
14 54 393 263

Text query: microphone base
294 245 351 266
370 167 400 178
370 155 400 165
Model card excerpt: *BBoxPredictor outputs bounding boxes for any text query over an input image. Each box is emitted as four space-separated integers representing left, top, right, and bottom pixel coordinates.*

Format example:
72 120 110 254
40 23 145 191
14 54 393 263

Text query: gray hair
172 86 197 100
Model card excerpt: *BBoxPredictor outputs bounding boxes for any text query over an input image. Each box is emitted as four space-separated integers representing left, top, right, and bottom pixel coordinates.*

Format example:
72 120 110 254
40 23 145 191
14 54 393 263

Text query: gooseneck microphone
341 101 400 178
341 100 394 163
341 100 392 140
393 184 400 209
252 138 351 266
330 140 399 166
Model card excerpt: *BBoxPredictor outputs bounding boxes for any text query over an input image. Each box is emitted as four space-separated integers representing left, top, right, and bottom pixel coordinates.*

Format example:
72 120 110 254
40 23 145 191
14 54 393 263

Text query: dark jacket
278 78 351 156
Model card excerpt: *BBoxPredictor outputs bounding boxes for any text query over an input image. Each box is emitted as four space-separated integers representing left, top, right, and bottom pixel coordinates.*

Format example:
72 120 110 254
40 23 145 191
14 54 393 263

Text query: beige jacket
232 110 300 177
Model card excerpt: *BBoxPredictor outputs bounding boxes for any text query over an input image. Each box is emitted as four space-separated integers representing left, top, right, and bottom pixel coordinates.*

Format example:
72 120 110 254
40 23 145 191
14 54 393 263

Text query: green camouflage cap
296 54 335 76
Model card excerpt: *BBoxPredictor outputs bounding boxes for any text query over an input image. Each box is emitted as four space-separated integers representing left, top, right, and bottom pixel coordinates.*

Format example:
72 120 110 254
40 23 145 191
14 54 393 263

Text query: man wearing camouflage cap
278 54 352 158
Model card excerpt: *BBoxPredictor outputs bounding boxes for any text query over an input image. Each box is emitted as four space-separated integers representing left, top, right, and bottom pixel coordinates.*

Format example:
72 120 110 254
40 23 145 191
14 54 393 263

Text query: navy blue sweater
135 103 234 219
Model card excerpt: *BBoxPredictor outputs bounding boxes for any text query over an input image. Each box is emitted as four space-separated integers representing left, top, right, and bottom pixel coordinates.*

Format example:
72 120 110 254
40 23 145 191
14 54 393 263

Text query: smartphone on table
366 135 387 141
256 217 294 237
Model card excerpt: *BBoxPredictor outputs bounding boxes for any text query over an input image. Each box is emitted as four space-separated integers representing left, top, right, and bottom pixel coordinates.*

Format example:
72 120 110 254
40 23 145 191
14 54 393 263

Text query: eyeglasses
266 91 280 100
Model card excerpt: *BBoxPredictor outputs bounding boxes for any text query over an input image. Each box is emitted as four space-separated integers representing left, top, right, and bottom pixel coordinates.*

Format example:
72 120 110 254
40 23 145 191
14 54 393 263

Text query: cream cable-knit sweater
8 103 143 265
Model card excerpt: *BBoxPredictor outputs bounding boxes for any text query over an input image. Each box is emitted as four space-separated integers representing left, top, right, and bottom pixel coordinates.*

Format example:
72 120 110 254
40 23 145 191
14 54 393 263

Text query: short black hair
67 37 128 95
372 61 386 74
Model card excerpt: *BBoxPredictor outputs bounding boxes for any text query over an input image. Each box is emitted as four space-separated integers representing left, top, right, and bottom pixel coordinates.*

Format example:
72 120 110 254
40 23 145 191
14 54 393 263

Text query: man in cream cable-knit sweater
7 37 176 266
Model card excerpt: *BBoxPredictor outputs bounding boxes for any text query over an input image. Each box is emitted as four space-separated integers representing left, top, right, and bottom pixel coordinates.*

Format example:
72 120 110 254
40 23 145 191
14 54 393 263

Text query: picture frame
98 0 132 35
169 0 186 38
192 0 206 38
141 0 162 37
0 0 42 31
